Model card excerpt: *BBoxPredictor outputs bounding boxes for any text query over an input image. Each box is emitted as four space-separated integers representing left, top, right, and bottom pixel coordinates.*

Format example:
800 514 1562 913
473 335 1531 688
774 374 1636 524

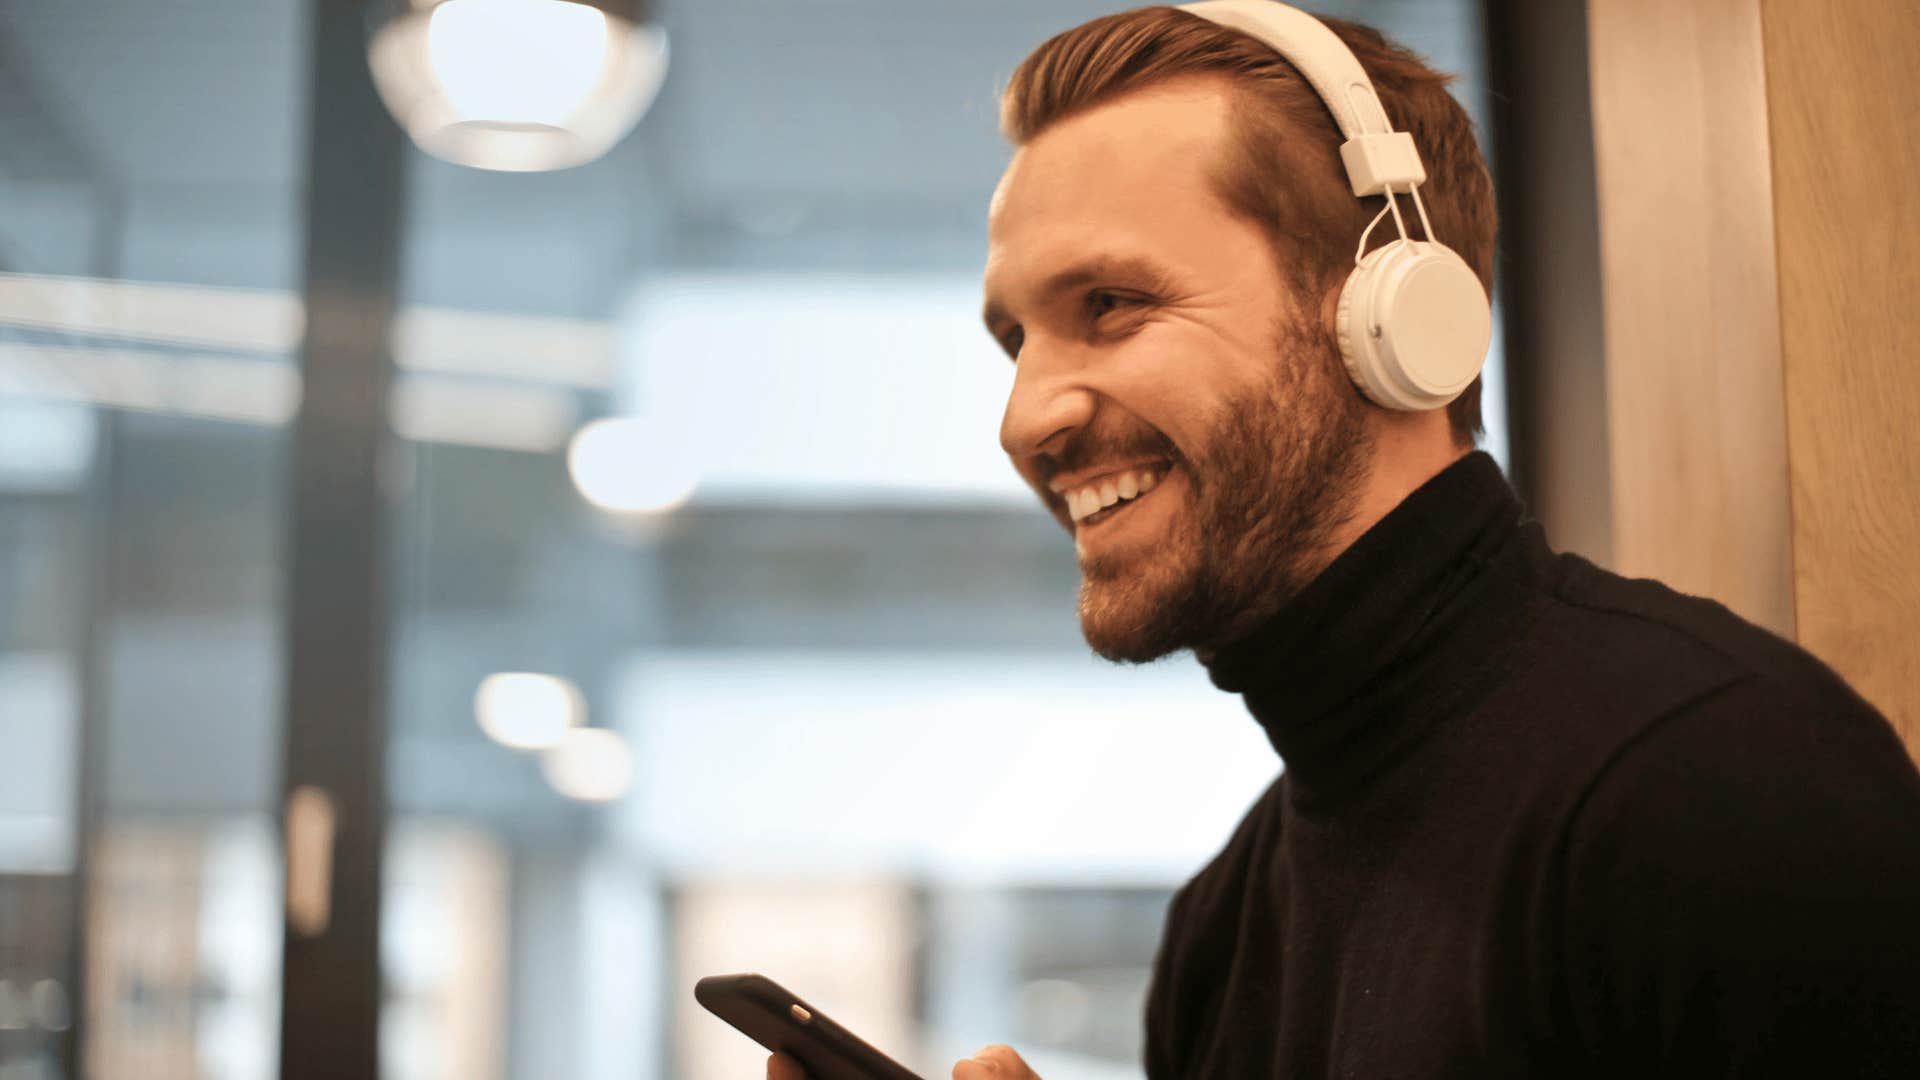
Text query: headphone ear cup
1336 246 1395 408
1335 241 1489 411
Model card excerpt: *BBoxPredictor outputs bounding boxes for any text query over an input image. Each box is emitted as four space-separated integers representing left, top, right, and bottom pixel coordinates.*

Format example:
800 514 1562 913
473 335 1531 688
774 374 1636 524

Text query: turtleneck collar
1202 451 1533 803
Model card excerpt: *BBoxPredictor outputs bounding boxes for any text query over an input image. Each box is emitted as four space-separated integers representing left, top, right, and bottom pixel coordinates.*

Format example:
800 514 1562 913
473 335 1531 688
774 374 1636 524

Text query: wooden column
1583 0 1920 744
1759 0 1920 743
1586 0 1794 639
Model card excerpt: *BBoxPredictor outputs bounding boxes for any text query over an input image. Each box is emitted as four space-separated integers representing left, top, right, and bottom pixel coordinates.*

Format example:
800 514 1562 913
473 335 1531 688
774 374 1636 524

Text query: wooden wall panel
1760 0 1920 738
1585 0 1795 639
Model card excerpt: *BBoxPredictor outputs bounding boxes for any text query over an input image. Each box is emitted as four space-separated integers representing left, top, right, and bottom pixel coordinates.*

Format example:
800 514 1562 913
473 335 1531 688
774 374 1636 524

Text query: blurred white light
0 271 303 352
542 727 634 802
429 0 608 126
369 0 669 172
391 374 580 453
474 672 583 750
567 416 698 513
0 343 301 428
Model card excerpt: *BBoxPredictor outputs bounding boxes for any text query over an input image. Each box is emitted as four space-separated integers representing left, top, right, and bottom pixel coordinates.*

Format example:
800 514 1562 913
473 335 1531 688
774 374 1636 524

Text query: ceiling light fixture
474 671 584 750
368 0 668 172
542 727 635 802
567 415 699 513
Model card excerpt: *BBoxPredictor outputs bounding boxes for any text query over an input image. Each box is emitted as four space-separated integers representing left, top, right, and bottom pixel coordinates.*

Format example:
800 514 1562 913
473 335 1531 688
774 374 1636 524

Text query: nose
999 347 1096 461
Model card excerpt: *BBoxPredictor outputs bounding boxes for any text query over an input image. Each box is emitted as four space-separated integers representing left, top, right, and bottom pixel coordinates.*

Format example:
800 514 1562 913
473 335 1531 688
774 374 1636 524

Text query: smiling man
759 3 1920 1079
982 62 1395 669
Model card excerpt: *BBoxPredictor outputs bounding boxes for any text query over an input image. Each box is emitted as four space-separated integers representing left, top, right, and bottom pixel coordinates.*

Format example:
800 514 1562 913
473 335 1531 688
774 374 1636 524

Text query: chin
1074 523 1307 665
1077 567 1197 665
1081 617 1184 665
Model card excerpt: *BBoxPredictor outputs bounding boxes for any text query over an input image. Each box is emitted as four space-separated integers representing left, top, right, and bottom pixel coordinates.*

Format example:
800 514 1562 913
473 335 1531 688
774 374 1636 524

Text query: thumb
952 1044 1039 1080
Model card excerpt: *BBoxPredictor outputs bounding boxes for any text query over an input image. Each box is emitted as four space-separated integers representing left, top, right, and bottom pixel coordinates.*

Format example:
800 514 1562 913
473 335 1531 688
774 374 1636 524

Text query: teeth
1068 489 1095 523
1063 465 1169 523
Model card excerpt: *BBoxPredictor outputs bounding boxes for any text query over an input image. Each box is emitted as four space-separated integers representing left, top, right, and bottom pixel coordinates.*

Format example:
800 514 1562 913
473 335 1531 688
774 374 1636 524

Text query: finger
768 1051 809 1080
952 1044 1038 1080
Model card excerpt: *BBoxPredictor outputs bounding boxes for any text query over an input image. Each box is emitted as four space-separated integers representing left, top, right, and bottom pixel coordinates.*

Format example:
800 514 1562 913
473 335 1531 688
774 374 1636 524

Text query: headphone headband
1176 0 1426 198
1173 0 1491 413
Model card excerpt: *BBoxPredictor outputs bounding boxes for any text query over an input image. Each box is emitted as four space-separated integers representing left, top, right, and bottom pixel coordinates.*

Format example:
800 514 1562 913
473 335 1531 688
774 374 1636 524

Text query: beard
1075 313 1374 664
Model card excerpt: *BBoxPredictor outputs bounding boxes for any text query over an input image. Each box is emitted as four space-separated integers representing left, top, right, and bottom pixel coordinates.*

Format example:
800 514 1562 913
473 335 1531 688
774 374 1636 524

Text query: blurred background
18 0 1912 1078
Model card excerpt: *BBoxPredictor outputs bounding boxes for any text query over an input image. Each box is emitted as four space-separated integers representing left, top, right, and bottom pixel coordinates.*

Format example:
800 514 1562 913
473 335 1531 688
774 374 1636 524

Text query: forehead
985 78 1242 292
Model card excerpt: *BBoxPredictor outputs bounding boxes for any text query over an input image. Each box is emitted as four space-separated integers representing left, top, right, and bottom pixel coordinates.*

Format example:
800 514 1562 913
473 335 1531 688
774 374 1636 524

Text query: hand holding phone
951 1045 1042 1080
767 1051 808 1080
770 1042 1041 1080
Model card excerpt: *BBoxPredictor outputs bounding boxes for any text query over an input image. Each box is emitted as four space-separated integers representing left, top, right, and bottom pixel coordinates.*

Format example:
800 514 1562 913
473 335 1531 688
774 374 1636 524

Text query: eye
1086 290 1143 321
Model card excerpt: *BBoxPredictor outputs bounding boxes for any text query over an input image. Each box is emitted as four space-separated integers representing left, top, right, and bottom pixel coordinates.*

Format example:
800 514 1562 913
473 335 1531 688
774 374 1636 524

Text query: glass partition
0 0 308 1075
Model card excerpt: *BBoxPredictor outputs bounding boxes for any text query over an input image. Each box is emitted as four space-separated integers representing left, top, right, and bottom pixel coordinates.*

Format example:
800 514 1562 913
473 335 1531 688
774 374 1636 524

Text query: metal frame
277 1 410 1075
1480 0 1608 536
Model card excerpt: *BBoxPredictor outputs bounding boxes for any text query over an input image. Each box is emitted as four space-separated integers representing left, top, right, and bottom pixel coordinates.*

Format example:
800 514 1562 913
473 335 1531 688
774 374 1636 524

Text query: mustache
1034 423 1185 488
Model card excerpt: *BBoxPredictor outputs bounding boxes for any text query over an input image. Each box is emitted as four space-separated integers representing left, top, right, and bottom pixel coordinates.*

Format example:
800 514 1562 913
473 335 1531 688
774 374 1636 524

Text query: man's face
981 77 1374 663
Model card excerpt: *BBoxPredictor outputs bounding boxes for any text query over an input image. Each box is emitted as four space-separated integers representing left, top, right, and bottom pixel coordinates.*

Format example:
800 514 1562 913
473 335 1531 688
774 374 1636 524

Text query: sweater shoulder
1553 674 1920 1071
1496 548 1920 1069
1512 547 1865 721
1460 542 1886 817
1145 774 1286 1078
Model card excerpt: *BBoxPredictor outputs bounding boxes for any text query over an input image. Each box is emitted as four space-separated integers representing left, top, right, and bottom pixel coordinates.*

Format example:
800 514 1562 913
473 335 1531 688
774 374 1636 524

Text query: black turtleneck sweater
1144 452 1920 1078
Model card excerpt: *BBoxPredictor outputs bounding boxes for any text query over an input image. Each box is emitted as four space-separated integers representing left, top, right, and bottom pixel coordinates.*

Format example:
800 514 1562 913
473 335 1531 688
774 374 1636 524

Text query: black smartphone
693 973 925 1080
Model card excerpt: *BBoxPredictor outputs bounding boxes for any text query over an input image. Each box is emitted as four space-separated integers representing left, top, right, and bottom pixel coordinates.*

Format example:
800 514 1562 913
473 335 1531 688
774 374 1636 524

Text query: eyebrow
981 254 1180 340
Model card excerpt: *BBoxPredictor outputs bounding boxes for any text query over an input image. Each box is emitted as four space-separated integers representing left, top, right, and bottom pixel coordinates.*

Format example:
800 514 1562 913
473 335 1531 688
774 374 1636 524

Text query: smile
1063 463 1169 525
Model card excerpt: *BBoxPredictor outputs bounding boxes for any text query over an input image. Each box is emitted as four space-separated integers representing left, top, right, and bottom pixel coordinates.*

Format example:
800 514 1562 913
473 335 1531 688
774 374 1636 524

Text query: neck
1199 451 1531 799
1334 421 1472 566
1194 427 1470 664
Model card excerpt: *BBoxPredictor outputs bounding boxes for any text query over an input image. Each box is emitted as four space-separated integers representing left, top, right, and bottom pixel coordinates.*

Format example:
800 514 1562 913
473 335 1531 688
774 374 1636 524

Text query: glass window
0 0 307 1075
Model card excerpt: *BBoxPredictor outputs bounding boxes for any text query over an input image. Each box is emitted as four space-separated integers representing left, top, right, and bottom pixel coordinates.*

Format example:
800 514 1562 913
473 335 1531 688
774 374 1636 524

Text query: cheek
1100 327 1260 452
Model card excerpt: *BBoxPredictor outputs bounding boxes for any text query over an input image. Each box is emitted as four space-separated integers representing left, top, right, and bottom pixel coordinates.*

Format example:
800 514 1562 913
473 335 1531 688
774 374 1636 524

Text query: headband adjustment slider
1340 131 1426 197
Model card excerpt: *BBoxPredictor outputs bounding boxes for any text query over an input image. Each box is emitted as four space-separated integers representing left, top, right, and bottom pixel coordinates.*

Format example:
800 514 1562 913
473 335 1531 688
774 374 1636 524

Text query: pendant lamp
368 0 668 172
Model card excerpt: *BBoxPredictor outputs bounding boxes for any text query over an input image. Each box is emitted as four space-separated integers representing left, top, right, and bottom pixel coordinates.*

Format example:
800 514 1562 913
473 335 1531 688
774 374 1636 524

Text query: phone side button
790 1005 812 1024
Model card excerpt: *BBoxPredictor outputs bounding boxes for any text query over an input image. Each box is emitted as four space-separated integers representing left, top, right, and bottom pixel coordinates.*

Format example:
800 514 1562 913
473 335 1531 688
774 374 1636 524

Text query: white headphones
1178 0 1491 411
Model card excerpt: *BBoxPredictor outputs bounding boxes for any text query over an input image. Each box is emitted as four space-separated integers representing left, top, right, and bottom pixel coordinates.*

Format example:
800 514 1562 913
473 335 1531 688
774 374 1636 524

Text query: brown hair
999 5 1497 445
